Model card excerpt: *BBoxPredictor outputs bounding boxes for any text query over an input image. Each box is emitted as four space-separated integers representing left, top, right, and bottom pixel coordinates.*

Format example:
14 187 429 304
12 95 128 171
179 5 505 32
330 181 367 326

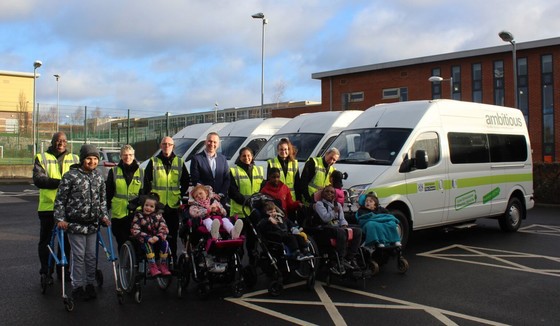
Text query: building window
431 68 441 99
341 92 364 110
451 65 461 100
493 60 505 106
382 88 408 101
517 57 529 124
541 54 554 162
472 63 482 103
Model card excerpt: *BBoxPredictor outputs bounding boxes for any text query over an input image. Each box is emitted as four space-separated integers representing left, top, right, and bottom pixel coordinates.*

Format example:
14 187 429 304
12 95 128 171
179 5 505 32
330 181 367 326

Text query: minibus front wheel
499 197 524 232
390 209 410 248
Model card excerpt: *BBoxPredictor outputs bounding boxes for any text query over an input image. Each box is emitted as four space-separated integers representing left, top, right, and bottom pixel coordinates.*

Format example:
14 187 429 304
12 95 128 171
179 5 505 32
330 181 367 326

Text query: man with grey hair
300 147 340 205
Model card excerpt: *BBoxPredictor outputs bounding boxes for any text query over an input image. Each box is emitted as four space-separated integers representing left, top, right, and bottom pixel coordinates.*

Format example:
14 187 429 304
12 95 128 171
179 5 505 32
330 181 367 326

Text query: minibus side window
448 132 490 164
410 132 440 167
488 134 527 162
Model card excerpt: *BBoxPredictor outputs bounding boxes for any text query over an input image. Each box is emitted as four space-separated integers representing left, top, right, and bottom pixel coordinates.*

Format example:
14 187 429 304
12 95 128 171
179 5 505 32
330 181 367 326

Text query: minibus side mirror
399 154 412 172
415 150 428 170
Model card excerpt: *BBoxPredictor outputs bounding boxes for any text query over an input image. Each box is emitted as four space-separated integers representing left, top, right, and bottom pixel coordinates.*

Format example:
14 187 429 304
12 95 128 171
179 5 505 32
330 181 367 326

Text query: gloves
291 227 301 235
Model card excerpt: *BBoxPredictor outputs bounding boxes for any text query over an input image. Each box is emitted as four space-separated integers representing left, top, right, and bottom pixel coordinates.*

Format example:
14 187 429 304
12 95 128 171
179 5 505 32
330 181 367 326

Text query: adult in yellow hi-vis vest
229 147 263 260
300 147 340 206
144 136 190 261
266 138 301 201
106 144 144 250
33 132 79 283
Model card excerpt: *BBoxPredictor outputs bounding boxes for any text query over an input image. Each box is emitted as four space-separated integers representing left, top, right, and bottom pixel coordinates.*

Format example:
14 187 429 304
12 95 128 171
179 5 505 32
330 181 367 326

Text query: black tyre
118 241 137 293
499 197 524 232
390 209 410 248
369 260 380 275
64 298 74 312
397 258 409 274
242 265 258 288
134 288 142 304
306 273 315 290
176 255 191 298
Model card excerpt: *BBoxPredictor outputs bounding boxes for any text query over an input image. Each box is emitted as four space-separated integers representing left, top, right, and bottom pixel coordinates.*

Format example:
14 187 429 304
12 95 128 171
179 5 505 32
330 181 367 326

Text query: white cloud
1 0 559 118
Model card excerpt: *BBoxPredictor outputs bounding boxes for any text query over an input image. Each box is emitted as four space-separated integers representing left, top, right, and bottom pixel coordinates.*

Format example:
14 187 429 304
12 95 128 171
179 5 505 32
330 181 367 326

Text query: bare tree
272 79 287 108
17 91 29 135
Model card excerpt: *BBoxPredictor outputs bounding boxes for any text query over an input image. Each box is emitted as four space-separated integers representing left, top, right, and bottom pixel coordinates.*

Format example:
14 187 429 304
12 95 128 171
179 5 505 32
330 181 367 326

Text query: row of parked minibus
146 99 535 245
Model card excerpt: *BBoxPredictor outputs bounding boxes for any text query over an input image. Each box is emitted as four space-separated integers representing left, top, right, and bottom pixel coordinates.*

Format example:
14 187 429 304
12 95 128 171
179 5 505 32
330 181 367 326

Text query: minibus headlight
346 184 369 211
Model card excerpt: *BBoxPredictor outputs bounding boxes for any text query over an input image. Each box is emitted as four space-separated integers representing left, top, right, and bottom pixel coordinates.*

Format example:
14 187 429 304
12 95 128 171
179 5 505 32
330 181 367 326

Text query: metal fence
0 101 275 164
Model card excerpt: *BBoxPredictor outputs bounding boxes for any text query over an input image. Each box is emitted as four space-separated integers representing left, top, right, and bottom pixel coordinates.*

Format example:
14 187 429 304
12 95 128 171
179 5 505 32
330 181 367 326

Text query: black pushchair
241 193 318 296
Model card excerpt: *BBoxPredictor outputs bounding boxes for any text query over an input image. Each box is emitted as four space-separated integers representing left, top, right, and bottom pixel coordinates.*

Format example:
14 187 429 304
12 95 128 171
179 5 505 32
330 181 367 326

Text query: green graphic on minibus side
483 187 500 204
455 190 477 210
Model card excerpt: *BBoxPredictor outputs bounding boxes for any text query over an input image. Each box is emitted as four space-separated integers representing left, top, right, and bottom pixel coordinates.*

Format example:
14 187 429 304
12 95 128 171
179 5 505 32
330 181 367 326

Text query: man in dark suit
190 132 230 204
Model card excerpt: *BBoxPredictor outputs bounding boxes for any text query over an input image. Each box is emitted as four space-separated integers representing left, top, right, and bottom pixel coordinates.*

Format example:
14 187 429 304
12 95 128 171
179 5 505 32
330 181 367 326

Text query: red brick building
311 37 560 163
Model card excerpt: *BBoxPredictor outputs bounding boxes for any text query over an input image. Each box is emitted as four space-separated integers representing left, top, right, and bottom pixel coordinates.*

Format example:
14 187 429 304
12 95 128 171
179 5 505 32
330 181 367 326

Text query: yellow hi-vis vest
307 157 335 198
229 165 264 217
267 157 298 200
111 166 144 219
151 156 183 208
37 152 79 211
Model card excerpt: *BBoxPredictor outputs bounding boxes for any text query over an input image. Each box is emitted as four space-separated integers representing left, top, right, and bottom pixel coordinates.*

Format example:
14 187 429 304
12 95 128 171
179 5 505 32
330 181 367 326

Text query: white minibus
329 100 534 245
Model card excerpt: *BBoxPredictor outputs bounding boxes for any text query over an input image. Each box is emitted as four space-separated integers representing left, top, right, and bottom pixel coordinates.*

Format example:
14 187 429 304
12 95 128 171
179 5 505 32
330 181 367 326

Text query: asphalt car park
1 183 558 325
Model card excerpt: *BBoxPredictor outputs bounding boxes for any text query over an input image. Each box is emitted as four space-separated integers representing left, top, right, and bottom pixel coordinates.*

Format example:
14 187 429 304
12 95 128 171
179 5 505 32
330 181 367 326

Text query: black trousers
111 214 133 251
163 206 179 262
319 226 362 260
38 211 70 275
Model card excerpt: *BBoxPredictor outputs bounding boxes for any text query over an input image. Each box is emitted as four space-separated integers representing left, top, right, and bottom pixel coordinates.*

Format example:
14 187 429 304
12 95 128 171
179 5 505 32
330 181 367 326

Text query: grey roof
312 36 560 79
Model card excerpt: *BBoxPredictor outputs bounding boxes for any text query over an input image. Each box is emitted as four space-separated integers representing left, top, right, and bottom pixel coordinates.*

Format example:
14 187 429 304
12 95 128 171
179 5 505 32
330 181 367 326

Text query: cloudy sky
2 0 559 118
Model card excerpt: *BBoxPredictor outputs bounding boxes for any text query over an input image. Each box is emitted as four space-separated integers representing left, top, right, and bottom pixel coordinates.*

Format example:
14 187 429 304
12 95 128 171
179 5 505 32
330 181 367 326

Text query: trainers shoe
377 243 385 248
210 219 221 240
148 262 161 276
232 219 243 240
159 261 172 276
394 241 402 247
329 265 345 275
85 284 97 300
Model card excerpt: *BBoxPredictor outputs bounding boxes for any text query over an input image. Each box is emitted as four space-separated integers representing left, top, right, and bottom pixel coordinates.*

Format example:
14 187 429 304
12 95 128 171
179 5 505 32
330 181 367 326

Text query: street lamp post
428 76 453 99
214 102 219 122
499 30 518 108
32 60 42 157
252 12 267 118
54 74 60 132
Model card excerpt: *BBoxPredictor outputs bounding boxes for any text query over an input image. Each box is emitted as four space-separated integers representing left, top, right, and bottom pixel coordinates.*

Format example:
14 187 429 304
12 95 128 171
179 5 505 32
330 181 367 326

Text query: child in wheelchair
313 185 363 275
130 193 171 277
258 201 313 261
356 193 401 248
188 184 243 240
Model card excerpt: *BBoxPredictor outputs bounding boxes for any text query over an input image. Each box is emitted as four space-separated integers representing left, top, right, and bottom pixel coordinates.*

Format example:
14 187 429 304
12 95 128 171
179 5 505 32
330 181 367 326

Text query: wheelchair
241 193 319 296
118 238 174 304
180 214 245 298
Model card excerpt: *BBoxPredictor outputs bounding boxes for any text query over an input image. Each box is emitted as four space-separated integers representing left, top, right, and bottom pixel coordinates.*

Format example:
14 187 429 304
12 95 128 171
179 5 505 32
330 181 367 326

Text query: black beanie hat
79 144 100 162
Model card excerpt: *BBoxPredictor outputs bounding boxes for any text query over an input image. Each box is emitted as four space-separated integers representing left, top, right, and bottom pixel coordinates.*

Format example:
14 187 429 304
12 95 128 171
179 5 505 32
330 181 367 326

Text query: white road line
418 244 560 277
228 280 506 325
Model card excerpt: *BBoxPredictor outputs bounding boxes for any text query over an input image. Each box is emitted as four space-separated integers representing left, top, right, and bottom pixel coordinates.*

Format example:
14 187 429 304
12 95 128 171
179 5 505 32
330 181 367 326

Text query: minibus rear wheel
499 197 523 232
